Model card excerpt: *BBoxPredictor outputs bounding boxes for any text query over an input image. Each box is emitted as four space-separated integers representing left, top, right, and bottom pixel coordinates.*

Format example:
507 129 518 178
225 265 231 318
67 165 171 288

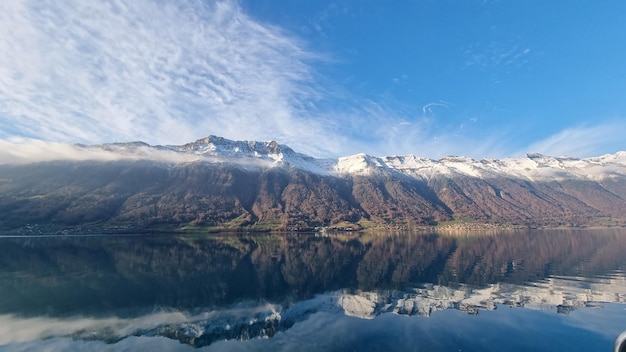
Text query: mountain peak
2 135 626 231
174 135 292 162
337 153 390 175
35 135 626 181
526 152 547 159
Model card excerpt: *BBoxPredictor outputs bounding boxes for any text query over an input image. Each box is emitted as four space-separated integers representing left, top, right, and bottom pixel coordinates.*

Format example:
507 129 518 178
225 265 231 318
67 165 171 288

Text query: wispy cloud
2 1 621 162
521 120 626 157
3 0 508 160
422 101 451 117
0 138 205 164
464 41 532 72
0 0 350 156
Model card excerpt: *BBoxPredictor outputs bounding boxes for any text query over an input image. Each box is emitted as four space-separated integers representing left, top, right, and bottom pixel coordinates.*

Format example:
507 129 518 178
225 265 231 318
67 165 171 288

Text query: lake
1 229 625 351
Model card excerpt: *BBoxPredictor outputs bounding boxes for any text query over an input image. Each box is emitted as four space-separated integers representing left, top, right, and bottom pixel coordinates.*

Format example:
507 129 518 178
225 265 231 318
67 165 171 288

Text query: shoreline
2 221 626 237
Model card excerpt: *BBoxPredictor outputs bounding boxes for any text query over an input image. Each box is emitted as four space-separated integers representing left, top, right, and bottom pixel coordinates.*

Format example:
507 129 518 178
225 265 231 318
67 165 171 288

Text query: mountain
1 135 625 232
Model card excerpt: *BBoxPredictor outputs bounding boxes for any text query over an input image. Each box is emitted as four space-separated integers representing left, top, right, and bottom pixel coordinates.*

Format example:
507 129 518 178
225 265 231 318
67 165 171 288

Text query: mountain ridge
1 135 625 232
79 135 626 181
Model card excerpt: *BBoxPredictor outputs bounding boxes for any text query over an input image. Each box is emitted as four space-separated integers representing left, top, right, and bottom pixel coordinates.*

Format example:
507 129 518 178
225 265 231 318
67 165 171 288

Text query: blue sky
1 0 625 159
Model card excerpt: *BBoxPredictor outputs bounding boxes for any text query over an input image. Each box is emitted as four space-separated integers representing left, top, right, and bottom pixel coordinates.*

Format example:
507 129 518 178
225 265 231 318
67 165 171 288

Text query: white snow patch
2 136 624 181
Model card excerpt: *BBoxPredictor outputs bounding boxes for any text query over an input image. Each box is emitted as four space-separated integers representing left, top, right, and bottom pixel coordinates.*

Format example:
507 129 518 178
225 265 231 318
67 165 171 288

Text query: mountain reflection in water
0 229 625 351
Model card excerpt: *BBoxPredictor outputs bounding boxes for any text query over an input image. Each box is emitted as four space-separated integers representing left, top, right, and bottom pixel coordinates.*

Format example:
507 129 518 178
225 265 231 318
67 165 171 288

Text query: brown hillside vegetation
0 160 625 232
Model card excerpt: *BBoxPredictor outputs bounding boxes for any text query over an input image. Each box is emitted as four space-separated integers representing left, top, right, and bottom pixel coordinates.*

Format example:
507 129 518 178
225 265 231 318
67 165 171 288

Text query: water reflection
0 229 625 350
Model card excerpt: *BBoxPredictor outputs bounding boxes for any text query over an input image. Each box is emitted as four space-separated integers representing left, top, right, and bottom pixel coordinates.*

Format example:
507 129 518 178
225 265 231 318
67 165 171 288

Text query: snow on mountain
173 135 289 161
61 136 626 181
168 135 337 174
336 153 391 175
336 151 626 181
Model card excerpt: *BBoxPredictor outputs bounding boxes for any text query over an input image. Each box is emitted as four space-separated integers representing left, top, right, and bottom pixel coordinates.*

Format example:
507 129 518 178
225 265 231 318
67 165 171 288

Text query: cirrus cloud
1 1 623 161
522 120 626 158
0 0 349 157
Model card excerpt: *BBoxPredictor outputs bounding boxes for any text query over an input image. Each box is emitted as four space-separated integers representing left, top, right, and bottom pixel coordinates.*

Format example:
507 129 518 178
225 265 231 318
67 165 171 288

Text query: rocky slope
1 136 625 232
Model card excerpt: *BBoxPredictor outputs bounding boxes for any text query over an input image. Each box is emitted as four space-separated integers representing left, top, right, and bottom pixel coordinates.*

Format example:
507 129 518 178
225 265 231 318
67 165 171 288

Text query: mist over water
1 229 625 351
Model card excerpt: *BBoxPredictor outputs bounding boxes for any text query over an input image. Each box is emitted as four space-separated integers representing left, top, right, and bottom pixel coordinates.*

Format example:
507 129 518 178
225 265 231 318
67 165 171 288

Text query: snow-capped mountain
86 135 336 173
1 135 626 232
84 135 626 181
340 151 626 180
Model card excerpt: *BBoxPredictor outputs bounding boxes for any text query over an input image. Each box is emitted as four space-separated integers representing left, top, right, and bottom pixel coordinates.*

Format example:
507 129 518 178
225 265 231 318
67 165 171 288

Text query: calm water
1 229 625 351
